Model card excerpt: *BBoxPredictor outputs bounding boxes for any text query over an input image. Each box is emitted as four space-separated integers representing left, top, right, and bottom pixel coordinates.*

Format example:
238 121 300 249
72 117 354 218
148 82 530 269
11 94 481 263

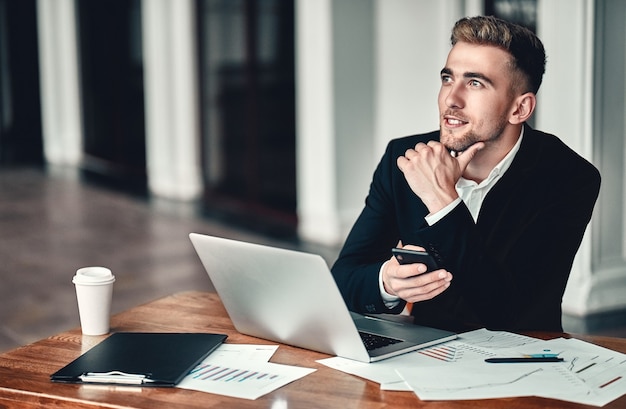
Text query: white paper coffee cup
72 267 115 335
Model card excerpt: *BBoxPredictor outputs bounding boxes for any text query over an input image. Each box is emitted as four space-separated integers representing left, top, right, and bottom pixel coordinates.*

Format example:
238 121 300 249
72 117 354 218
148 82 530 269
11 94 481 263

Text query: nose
442 84 463 109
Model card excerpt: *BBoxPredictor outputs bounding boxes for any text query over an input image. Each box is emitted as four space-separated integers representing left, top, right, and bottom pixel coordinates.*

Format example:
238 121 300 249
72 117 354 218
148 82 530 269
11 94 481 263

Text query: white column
374 0 462 154
142 0 202 200
36 0 82 165
536 1 593 316
295 0 466 246
295 0 340 244
536 0 626 317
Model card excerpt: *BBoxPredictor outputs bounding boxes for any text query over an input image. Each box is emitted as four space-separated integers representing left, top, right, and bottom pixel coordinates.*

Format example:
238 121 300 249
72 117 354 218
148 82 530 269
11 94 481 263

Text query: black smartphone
391 248 439 272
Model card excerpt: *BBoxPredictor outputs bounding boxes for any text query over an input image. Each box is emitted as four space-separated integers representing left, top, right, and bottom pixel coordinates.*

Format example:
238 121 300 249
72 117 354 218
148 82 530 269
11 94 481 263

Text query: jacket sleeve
331 135 431 315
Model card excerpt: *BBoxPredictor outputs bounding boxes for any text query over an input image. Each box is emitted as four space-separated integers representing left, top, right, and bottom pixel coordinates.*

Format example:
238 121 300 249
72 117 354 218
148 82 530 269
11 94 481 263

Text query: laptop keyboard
359 331 403 351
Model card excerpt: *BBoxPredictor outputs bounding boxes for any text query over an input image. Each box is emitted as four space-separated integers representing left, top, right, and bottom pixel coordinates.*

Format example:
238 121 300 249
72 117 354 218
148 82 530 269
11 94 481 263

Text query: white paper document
455 327 541 350
318 339 496 390
200 343 279 362
396 359 584 401
177 344 316 400
531 338 626 406
319 329 626 406
317 328 539 390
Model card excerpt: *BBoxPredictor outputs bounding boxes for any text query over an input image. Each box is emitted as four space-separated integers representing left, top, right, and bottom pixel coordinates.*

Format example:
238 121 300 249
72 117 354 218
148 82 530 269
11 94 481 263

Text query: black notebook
51 332 227 386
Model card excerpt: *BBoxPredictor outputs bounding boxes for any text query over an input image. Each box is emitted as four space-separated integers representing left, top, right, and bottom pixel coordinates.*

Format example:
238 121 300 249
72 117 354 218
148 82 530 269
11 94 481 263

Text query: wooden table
0 291 624 408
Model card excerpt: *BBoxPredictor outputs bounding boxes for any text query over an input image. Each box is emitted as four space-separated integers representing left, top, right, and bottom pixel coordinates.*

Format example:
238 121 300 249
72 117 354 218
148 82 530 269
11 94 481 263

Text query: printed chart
177 344 316 400
418 341 496 362
189 363 281 384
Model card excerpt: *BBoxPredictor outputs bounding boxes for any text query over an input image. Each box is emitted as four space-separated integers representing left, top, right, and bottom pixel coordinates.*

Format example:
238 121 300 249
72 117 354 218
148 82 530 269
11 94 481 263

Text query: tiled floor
1 167 625 353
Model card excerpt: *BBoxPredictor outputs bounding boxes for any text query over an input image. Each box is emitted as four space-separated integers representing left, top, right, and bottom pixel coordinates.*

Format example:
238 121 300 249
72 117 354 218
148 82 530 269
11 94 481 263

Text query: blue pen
486 357 563 363
485 350 564 363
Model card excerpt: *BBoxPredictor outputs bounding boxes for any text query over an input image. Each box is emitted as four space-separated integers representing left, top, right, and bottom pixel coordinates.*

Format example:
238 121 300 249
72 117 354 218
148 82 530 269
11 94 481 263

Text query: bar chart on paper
189 363 281 384
416 329 543 363
416 328 543 362
418 341 497 362
177 359 316 400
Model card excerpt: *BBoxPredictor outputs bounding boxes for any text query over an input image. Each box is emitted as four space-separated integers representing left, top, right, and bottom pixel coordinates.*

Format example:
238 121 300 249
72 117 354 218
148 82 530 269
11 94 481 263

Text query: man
331 16 601 333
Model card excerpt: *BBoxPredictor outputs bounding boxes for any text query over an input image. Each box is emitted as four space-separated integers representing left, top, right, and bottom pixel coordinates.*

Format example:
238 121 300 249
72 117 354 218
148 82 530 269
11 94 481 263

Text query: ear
509 93 536 124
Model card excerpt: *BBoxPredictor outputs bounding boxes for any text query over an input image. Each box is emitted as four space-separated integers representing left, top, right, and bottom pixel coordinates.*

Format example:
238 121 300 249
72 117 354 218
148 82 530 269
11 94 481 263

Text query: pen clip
523 349 563 358
524 353 561 358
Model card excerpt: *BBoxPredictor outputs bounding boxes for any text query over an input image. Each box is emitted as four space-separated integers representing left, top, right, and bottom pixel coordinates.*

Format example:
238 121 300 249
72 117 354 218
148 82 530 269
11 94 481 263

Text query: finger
396 155 407 171
404 275 452 302
407 281 450 302
455 142 484 171
426 140 445 149
402 269 450 289
397 148 417 169
401 244 426 252
396 263 426 278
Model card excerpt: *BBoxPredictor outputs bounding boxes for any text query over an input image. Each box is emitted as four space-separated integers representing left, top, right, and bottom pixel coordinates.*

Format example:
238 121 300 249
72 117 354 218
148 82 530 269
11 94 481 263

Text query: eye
469 79 482 88
441 74 452 84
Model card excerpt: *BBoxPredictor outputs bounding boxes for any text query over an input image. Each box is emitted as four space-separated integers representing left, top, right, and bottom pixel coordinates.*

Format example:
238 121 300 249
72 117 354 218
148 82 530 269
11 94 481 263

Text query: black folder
51 332 227 386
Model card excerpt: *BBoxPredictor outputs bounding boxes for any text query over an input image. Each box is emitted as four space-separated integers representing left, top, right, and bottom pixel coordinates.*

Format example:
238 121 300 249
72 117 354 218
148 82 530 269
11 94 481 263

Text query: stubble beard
440 118 508 153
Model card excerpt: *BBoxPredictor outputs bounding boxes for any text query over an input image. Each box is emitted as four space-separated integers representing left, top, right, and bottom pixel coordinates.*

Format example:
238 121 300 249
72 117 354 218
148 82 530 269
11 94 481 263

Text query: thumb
455 142 484 171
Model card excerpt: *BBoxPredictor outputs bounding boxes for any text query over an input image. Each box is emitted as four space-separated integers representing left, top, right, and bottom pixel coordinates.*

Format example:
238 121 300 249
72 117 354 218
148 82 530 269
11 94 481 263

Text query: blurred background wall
1 0 624 323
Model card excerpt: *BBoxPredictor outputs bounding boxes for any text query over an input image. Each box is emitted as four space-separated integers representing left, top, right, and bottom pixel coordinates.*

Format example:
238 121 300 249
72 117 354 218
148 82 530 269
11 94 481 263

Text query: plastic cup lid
73 267 115 285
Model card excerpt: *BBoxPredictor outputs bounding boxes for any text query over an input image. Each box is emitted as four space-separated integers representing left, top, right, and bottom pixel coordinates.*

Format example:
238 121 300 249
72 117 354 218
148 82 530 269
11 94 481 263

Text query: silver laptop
189 233 456 362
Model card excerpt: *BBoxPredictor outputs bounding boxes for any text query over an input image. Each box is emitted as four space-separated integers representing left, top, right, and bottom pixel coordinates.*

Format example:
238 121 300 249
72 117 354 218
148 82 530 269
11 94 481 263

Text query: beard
439 116 508 153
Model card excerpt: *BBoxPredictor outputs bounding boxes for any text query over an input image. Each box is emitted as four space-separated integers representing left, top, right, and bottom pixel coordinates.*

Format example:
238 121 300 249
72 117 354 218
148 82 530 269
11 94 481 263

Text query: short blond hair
451 16 546 94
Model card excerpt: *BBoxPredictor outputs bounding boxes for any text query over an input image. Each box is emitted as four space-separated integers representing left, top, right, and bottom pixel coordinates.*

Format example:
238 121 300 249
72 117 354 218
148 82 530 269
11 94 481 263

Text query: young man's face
438 41 519 153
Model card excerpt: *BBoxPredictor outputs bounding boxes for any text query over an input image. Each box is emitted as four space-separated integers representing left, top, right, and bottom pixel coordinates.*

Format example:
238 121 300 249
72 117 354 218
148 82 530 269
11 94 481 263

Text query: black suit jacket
331 125 601 332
